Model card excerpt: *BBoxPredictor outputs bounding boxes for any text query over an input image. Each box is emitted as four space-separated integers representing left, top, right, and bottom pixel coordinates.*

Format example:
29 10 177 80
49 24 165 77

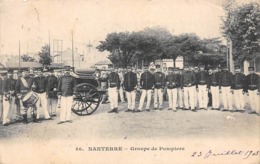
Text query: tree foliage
38 45 52 66
97 27 227 68
21 54 36 62
221 2 260 62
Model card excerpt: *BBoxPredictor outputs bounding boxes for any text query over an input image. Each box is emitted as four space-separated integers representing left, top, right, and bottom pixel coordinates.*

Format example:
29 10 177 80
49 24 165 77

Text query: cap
155 64 161 69
64 66 71 71
43 68 48 72
248 67 254 71
234 65 240 69
149 65 156 70
168 67 173 72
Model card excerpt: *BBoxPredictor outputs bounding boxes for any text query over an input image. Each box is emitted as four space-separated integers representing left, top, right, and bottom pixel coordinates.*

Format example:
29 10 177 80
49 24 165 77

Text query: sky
0 0 258 61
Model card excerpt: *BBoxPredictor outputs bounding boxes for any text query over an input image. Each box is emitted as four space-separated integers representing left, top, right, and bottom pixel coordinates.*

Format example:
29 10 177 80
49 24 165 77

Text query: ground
0 97 259 164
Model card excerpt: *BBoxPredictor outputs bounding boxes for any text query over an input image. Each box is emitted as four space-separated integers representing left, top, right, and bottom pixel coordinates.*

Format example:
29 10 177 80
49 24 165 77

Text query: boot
23 114 28 124
32 114 41 123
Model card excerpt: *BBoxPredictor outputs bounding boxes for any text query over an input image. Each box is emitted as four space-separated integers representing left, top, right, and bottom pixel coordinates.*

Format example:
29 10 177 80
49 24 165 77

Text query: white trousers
167 88 177 109
221 86 233 110
47 98 58 115
0 96 3 122
60 96 73 122
177 88 183 108
183 86 196 109
248 90 259 113
198 85 208 108
138 89 152 110
108 87 118 109
35 92 50 119
211 86 220 109
126 91 136 110
154 88 163 108
233 89 244 110
2 96 16 124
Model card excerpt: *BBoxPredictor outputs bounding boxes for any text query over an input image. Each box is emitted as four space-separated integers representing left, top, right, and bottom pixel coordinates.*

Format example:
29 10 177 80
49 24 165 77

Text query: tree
188 38 227 67
38 45 52 67
221 2 260 62
21 54 36 62
97 32 138 68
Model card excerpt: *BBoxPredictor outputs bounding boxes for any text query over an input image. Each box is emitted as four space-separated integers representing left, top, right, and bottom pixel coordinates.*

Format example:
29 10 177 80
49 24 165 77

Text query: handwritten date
191 150 259 159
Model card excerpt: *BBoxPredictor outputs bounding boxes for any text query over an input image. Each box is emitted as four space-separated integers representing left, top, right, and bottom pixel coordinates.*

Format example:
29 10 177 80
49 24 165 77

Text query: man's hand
230 89 233 93
208 89 211 93
72 95 76 98
196 88 199 92
17 94 22 99
53 88 57 91
257 91 259 95
58 95 61 99
182 89 184 92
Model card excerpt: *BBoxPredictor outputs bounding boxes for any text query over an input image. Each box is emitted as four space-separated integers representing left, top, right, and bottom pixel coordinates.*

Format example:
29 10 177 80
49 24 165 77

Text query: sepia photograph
0 0 259 163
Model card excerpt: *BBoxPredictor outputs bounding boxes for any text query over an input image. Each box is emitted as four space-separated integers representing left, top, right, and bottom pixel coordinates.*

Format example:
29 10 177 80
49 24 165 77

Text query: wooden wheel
71 83 101 116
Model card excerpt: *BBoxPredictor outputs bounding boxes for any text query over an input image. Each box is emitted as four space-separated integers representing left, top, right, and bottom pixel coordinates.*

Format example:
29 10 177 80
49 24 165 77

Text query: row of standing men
0 66 77 126
99 64 259 115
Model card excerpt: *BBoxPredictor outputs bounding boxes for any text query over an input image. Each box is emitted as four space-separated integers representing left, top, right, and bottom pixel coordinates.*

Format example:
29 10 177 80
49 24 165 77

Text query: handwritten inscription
191 150 260 159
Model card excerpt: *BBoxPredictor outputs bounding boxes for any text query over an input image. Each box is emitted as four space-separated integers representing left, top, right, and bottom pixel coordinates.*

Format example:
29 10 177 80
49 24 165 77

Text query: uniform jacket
245 73 260 92
207 72 220 89
123 71 137 92
140 71 155 90
0 77 3 95
46 75 58 98
33 76 47 93
232 72 246 90
15 76 34 94
154 71 165 89
181 71 197 87
58 73 77 97
219 70 233 87
108 72 120 89
3 77 16 95
196 71 209 85
165 73 181 89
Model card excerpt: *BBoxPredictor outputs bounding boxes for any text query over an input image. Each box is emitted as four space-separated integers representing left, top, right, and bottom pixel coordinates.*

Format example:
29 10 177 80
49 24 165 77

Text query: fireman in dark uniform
153 65 165 110
196 65 209 110
107 68 121 113
123 66 138 112
2 70 16 125
137 66 155 112
232 65 246 112
245 67 260 115
57 66 77 124
219 65 234 111
181 64 197 112
15 69 34 124
46 69 59 116
207 67 221 110
166 67 181 111
33 69 51 121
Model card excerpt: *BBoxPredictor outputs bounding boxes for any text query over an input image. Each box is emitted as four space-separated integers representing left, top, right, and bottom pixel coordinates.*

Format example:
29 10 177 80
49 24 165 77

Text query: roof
94 60 113 65
5 61 42 69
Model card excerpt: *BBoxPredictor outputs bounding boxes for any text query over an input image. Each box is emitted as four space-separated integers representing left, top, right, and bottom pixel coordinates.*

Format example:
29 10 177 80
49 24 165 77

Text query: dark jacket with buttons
33 76 47 93
196 71 209 85
15 76 34 94
58 73 77 97
46 75 58 98
181 71 197 87
245 73 259 92
219 70 233 87
0 77 3 95
140 71 155 90
153 71 165 89
123 71 137 92
232 72 246 90
3 77 16 95
207 72 220 89
166 73 181 89
108 72 120 89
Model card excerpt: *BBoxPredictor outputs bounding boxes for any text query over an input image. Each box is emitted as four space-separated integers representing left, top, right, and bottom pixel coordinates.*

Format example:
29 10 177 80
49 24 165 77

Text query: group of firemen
0 63 259 126
98 64 259 115
0 65 76 126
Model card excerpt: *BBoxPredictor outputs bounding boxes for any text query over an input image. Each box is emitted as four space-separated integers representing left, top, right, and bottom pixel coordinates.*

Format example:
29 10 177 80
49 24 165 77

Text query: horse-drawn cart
71 68 106 116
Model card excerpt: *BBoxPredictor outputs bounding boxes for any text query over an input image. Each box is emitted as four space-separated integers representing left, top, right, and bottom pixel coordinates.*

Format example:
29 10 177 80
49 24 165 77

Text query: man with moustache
153 65 165 110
